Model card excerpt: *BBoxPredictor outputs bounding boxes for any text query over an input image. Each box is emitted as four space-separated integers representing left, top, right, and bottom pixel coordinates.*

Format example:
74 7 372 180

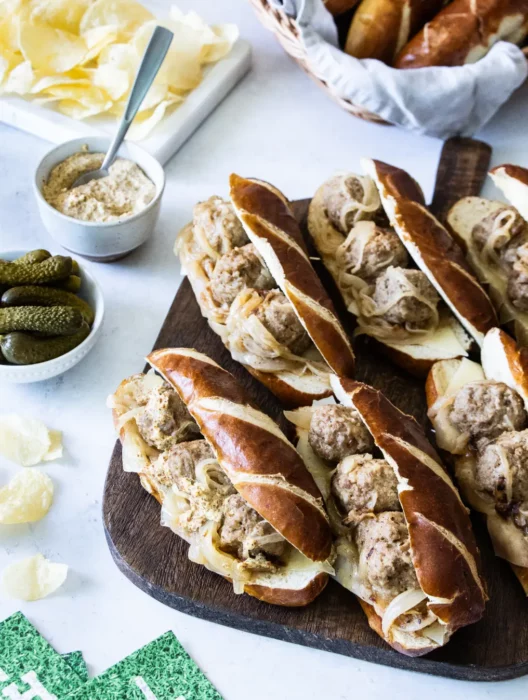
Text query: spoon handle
101 25 174 171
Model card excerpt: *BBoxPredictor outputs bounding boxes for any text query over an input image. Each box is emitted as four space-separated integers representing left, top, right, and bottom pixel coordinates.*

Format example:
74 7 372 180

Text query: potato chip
128 96 181 141
2 554 68 601
2 60 34 94
0 1 239 138
27 0 92 34
19 18 87 74
80 0 153 36
0 469 54 524
0 414 62 466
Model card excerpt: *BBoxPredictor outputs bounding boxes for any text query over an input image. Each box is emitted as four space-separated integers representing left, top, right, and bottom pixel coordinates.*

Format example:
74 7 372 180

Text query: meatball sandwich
308 164 496 377
176 176 355 408
108 349 333 606
448 164 528 346
427 327 528 594
286 377 487 655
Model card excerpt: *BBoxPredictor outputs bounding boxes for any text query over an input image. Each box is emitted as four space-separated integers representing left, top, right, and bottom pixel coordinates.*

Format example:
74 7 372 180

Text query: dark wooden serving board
103 140 528 681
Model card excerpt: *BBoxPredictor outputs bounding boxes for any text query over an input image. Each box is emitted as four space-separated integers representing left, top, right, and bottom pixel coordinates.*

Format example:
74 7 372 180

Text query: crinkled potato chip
0 414 62 466
0 469 54 524
0 2 239 138
2 554 68 601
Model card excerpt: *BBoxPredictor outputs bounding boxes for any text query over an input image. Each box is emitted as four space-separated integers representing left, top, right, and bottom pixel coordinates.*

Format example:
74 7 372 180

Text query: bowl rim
33 136 166 229
0 248 105 375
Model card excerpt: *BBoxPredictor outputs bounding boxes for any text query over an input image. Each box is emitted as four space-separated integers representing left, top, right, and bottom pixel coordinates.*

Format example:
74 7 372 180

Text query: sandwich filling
109 372 310 593
288 403 441 645
471 206 528 312
310 174 470 354
177 196 330 390
429 363 528 563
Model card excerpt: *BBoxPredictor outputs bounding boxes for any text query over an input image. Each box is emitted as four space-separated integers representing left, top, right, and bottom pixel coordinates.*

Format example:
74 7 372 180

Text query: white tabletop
1 1 528 697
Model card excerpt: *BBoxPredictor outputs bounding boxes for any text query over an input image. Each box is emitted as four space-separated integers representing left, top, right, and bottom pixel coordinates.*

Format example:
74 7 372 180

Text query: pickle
2 286 95 326
1 323 90 364
0 306 83 335
0 256 72 286
71 259 80 275
47 275 82 293
14 250 51 265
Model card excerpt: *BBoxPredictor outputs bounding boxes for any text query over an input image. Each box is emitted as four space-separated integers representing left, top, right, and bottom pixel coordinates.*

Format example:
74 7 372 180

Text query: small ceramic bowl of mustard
34 136 165 262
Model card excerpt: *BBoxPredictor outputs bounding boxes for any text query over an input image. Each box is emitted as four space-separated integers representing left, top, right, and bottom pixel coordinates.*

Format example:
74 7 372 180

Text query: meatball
309 404 374 462
323 174 379 234
449 381 527 447
476 430 528 523
370 267 440 331
193 196 248 255
331 454 400 521
355 512 418 600
219 493 286 561
209 243 274 306
136 385 198 451
507 269 528 312
336 223 408 281
254 289 311 354
472 207 525 256
150 439 227 490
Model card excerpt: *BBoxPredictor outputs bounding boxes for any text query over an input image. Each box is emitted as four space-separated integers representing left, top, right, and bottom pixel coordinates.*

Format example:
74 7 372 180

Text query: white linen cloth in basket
271 0 528 138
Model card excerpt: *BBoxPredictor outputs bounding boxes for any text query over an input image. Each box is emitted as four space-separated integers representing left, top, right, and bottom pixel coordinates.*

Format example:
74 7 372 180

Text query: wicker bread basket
249 0 388 124
249 0 528 128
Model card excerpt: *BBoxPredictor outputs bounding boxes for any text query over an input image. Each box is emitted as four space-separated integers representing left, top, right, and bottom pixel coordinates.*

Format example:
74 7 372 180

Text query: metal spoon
72 25 173 188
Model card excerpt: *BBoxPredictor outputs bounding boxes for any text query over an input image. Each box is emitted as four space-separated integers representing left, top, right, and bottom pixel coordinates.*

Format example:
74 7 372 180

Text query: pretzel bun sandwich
448 164 528 346
395 0 528 68
324 0 361 15
176 175 355 408
307 167 491 376
426 328 528 593
108 348 333 606
285 375 487 655
344 0 446 63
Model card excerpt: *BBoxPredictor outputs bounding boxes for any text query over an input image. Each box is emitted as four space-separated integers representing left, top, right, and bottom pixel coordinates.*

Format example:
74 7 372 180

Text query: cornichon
1 323 90 364
47 275 82 292
0 306 83 335
2 286 95 326
14 250 51 265
0 256 72 286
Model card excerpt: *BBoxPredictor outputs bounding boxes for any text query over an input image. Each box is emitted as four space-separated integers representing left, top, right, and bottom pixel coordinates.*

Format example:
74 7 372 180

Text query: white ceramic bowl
34 136 165 262
0 250 104 383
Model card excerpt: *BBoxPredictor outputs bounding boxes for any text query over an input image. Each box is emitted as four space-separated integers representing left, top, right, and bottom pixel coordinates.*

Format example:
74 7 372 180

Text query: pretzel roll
490 164 528 222
363 158 498 346
395 0 528 68
426 328 528 594
229 174 355 379
345 0 446 64
109 349 333 607
308 172 473 377
176 178 355 409
324 0 361 15
286 377 486 655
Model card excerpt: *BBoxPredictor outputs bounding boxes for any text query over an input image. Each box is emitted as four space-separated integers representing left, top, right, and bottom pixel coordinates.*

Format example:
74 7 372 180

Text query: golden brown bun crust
490 163 528 186
147 348 333 562
357 600 437 656
245 571 329 605
246 366 332 409
229 174 356 379
345 0 446 63
324 0 361 15
339 378 488 632
369 159 498 342
395 0 528 68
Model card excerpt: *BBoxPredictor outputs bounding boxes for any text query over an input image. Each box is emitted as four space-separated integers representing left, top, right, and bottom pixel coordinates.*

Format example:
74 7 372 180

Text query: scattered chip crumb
0 415 63 466
0 469 54 524
2 554 68 601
